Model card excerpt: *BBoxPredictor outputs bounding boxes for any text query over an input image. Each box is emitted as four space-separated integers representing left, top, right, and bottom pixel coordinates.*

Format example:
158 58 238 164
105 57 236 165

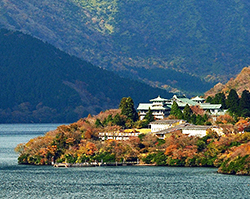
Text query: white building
137 95 224 120
137 96 171 120
99 131 140 141
151 121 223 139
149 119 186 133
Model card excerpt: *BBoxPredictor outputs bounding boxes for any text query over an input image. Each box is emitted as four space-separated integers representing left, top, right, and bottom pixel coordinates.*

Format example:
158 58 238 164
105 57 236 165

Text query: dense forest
1 0 249 93
0 29 171 123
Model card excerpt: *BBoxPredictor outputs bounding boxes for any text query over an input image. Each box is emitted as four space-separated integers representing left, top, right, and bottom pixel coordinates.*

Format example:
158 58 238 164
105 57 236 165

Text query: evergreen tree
190 114 197 124
196 114 205 125
113 114 125 126
119 97 138 122
103 114 113 126
183 104 192 121
206 96 213 103
213 92 227 109
239 90 250 117
170 101 183 119
95 119 103 127
226 89 239 116
144 108 155 123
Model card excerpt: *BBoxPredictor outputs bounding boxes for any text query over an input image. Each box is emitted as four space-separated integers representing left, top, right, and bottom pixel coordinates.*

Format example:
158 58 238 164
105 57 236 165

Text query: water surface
0 124 250 198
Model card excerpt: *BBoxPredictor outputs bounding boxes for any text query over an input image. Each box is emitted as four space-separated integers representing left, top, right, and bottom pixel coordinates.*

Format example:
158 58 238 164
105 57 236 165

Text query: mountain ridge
0 29 172 123
1 0 249 93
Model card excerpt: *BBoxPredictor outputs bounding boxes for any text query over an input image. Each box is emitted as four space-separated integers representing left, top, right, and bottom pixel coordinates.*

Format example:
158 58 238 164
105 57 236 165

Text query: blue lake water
0 124 250 199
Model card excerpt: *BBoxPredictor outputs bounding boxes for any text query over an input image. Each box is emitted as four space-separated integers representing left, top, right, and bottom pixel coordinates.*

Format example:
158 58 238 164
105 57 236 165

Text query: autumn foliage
15 107 250 175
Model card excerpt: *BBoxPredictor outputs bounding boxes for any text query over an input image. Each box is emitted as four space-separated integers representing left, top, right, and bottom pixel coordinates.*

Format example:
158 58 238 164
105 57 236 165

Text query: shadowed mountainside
0 29 172 123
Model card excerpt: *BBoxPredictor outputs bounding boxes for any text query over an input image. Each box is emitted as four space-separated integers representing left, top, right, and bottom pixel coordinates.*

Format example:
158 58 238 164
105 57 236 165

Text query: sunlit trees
119 97 138 122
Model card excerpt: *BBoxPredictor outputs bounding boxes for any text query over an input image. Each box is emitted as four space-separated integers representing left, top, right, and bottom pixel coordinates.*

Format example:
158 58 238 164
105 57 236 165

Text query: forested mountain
0 29 171 123
2 0 248 93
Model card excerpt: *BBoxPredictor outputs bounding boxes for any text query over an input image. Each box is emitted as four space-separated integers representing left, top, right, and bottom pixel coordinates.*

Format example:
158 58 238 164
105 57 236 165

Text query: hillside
205 66 250 97
15 111 250 176
2 0 248 93
0 29 172 123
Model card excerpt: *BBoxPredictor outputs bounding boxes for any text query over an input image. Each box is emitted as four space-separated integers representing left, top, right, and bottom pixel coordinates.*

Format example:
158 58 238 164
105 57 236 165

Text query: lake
0 124 250 198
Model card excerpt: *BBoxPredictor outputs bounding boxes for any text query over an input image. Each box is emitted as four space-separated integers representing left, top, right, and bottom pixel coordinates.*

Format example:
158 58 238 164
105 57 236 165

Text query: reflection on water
0 124 250 199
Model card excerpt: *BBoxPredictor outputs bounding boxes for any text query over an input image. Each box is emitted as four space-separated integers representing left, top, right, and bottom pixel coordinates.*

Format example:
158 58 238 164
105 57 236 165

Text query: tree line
206 89 250 118
95 97 155 129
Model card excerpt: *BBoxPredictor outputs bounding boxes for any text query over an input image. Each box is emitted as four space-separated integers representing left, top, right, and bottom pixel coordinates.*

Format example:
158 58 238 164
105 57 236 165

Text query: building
154 123 188 139
149 119 186 133
150 120 223 139
99 131 140 141
137 96 171 120
137 95 224 120
171 95 223 115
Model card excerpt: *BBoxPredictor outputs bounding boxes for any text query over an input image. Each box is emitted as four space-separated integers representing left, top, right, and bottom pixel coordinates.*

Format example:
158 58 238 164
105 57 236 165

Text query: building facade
137 95 225 120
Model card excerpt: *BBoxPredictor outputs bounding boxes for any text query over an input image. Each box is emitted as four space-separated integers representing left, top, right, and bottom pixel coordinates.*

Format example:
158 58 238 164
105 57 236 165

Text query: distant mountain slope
1 0 247 93
0 29 172 123
205 66 250 97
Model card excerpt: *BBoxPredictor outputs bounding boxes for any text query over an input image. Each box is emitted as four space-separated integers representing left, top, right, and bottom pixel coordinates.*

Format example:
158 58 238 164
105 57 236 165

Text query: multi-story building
137 95 225 120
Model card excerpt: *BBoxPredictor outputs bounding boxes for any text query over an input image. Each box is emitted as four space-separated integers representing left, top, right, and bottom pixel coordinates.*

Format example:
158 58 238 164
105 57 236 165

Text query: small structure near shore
98 130 141 141
53 160 139 168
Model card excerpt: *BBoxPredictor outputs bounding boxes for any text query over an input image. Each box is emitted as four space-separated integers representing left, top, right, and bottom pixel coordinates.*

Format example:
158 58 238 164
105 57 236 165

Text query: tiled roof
191 96 205 101
199 104 222 109
137 103 170 110
155 123 189 134
150 119 186 125
150 95 168 102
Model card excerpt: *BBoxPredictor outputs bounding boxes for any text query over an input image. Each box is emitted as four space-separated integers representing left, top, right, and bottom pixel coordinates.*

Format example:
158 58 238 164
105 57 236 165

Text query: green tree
170 101 183 119
95 119 103 127
206 96 213 103
119 97 138 122
239 90 250 117
190 114 197 124
213 92 227 109
113 114 125 126
226 89 239 116
144 108 155 123
196 114 205 125
183 104 192 121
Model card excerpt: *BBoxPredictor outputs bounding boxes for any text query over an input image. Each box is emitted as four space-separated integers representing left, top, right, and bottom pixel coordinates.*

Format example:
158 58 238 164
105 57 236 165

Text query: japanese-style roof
199 104 222 109
155 123 189 135
172 95 198 106
182 125 217 131
176 97 198 106
150 95 168 102
149 119 186 125
191 96 205 101
137 103 170 110
137 103 151 110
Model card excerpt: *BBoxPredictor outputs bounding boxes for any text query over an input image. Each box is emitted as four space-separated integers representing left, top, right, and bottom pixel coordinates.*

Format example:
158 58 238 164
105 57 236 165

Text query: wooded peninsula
15 92 250 175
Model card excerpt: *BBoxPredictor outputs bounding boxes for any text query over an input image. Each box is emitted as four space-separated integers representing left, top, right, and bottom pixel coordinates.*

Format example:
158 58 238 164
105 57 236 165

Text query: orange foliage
216 115 235 124
84 129 92 139
85 142 97 155
165 144 178 156
191 105 205 115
